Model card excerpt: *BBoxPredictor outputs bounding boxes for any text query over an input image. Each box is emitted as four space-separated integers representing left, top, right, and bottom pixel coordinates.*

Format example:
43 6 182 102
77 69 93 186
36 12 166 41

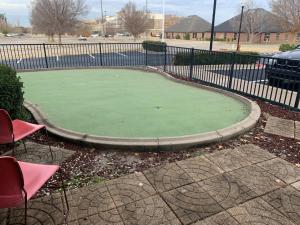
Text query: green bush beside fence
0 64 26 119
173 51 260 65
279 44 297 52
142 40 167 52
183 33 190 40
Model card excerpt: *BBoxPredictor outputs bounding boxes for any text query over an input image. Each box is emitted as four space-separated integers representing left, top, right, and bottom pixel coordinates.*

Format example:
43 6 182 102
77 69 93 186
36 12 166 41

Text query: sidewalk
1 143 299 225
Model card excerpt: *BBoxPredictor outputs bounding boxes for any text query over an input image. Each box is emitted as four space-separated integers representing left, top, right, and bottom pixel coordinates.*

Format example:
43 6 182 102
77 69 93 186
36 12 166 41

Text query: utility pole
236 6 245 52
161 0 165 42
100 0 104 35
209 0 217 51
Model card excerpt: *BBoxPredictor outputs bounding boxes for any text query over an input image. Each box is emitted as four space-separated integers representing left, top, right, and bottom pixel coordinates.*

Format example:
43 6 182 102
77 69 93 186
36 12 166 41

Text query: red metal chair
0 109 53 160
0 156 69 225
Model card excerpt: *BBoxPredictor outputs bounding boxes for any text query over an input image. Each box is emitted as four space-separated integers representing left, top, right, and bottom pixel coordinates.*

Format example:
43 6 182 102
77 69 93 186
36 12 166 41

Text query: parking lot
0 35 281 53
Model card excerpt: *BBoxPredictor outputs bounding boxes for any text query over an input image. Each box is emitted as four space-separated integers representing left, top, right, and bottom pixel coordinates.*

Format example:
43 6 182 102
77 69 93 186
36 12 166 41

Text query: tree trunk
58 34 62 44
48 34 54 43
291 32 296 44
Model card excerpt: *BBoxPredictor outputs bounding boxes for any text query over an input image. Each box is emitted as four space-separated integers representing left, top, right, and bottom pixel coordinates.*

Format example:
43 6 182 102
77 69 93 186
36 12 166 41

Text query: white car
78 36 88 41
91 33 99 38
5 33 19 37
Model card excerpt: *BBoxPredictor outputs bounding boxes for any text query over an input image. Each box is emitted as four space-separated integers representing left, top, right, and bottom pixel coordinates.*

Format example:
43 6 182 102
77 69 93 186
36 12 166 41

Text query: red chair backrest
0 109 14 144
0 157 25 208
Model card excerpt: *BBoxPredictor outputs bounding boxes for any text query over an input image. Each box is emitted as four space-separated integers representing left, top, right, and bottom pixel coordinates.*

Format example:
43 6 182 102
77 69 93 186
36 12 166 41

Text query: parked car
265 46 300 90
91 33 99 38
78 35 88 41
5 33 20 37
116 33 125 36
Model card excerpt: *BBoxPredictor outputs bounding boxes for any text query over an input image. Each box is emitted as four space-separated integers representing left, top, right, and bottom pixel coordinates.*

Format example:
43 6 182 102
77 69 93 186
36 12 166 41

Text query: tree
31 0 87 43
0 14 11 34
119 1 149 40
237 0 266 43
270 0 300 43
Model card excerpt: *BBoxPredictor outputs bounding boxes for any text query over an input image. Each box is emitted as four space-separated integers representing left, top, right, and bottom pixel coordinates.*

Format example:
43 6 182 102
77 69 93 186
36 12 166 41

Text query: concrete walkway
1 143 300 225
264 116 300 140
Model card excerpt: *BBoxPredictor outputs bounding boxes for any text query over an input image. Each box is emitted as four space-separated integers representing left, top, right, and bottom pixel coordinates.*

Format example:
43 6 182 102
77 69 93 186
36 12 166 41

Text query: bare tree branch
270 0 300 42
31 0 87 43
119 1 149 40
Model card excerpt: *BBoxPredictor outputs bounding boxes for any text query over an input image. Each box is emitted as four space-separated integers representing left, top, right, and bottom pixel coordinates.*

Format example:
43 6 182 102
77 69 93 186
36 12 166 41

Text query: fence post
99 43 103 66
189 48 195 80
145 43 148 67
294 85 300 109
227 52 236 89
164 45 167 71
43 43 48 68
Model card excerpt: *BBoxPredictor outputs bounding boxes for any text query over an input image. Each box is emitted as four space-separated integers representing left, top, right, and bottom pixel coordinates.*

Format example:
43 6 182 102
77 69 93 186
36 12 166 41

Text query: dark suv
265 46 300 90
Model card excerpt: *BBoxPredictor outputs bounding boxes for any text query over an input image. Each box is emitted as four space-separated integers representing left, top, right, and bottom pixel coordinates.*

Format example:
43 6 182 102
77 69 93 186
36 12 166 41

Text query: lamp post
236 6 245 52
161 0 165 42
209 0 217 51
100 0 104 35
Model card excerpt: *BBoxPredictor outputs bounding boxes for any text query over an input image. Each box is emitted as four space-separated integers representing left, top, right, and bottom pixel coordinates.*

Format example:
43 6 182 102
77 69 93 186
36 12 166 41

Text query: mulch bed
1 99 299 194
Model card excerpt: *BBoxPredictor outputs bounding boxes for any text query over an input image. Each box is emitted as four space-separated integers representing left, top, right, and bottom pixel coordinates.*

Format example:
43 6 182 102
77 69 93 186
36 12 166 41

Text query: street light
100 0 104 35
161 0 165 42
236 6 245 52
209 0 217 51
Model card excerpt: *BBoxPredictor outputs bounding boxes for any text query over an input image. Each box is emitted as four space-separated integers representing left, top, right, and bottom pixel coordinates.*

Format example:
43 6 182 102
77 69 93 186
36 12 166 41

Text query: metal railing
0 43 299 110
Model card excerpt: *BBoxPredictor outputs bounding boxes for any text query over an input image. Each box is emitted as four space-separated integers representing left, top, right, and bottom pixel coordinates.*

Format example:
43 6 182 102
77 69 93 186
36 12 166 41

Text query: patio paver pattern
264 116 300 140
1 143 300 225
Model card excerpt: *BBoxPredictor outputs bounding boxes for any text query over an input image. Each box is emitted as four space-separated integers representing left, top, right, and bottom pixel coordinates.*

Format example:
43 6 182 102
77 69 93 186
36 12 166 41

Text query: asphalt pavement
1 50 266 82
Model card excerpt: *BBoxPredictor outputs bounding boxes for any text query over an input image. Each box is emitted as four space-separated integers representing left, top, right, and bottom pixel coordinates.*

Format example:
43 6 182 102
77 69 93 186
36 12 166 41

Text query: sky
1 0 270 27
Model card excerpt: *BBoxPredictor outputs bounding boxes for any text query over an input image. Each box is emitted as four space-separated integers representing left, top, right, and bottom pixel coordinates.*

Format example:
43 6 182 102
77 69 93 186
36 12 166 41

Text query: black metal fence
0 43 299 110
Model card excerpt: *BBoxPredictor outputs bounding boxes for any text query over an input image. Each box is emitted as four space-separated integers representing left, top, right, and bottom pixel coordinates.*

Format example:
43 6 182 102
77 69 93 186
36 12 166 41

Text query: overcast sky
1 0 270 27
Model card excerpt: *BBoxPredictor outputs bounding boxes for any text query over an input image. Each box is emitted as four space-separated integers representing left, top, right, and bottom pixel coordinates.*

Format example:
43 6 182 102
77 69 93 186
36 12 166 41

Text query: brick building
165 15 211 40
213 8 290 43
165 8 295 44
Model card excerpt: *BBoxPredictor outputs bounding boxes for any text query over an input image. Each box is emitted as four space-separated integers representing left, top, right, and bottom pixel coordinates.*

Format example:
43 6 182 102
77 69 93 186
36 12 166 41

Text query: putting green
20 69 250 138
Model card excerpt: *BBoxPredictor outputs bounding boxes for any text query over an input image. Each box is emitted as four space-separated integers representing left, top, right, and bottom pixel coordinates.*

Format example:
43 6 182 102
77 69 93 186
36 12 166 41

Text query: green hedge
279 44 297 52
183 33 190 40
173 51 260 65
142 40 167 52
0 64 25 119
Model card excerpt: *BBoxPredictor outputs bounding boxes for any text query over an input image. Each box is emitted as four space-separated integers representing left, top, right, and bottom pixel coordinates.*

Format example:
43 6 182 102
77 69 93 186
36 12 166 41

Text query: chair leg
11 142 16 157
22 140 27 153
24 199 27 225
45 128 54 161
6 208 11 225
59 169 69 213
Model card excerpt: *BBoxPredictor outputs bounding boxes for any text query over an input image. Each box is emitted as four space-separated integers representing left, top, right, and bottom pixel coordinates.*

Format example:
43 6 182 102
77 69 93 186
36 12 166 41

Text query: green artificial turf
20 69 250 138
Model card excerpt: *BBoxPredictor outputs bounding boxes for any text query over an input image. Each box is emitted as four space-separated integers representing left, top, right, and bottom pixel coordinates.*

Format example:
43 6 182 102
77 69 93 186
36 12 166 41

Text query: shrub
183 33 190 40
142 40 167 52
0 64 25 119
173 51 260 65
214 38 226 42
279 43 297 52
175 34 181 39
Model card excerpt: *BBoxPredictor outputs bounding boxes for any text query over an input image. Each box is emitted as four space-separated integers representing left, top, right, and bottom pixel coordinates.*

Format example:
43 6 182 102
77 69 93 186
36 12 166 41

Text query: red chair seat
0 157 68 224
18 161 59 200
12 120 45 142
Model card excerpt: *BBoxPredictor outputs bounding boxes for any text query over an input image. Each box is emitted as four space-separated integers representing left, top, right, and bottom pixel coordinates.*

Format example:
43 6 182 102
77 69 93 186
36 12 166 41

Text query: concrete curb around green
23 67 261 151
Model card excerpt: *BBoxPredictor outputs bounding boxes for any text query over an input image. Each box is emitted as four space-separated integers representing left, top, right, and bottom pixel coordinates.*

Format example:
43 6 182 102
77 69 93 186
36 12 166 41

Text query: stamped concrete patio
1 142 300 225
